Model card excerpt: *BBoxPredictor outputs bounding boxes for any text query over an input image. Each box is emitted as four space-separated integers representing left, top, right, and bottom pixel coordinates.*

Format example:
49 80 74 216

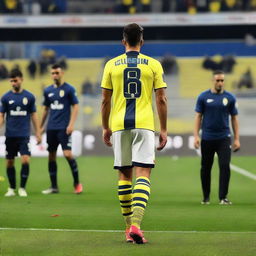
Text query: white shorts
112 129 155 169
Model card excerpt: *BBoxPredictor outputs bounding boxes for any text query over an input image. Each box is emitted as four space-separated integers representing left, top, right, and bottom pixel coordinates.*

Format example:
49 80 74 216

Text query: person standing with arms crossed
40 64 83 194
0 69 41 197
194 70 240 205
101 23 167 244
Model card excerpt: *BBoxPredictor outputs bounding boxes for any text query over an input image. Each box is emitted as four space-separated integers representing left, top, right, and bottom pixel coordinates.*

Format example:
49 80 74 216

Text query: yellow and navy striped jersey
101 51 167 132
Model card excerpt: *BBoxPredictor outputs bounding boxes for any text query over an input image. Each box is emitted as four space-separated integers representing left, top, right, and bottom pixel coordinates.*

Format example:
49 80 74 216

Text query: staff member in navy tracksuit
194 70 240 205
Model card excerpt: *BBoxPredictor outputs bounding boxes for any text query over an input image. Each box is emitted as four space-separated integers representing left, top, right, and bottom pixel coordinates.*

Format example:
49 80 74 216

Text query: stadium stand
0 59 102 97
0 54 255 134
1 0 256 14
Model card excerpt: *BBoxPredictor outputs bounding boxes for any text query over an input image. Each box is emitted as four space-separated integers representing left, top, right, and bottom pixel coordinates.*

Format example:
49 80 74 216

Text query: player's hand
36 133 42 145
102 128 112 147
194 135 200 149
66 125 74 135
157 131 167 151
233 139 240 152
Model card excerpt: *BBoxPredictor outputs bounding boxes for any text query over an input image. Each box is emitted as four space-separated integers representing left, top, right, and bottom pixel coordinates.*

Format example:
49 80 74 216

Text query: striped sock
132 176 151 228
118 180 133 229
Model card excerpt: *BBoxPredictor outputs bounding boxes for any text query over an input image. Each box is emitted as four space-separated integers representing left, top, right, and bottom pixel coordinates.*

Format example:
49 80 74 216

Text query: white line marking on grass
230 164 256 181
0 227 255 234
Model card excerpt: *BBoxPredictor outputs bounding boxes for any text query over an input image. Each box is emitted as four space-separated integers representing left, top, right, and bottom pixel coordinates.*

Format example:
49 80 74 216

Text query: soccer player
0 69 41 197
194 70 240 205
101 23 167 244
40 64 83 194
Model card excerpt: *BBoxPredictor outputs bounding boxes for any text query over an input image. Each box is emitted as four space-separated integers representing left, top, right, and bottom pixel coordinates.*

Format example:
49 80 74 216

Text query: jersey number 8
123 68 141 99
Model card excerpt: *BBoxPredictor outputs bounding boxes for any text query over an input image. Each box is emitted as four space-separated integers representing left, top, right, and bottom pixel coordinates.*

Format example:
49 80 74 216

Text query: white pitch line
0 227 255 234
230 163 256 181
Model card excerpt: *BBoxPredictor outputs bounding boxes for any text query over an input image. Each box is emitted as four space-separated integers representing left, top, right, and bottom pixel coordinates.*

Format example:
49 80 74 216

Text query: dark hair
51 63 62 69
9 69 23 78
123 23 143 47
213 70 224 76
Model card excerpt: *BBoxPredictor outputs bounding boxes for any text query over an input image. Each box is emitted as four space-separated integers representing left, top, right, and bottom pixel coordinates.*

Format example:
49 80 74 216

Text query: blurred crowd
115 0 256 13
173 0 256 13
202 55 237 74
1 0 256 14
0 49 67 82
0 0 67 14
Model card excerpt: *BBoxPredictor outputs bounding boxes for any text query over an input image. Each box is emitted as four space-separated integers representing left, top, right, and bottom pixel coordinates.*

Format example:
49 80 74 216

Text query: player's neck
12 88 23 93
125 46 140 53
54 81 65 87
211 88 224 94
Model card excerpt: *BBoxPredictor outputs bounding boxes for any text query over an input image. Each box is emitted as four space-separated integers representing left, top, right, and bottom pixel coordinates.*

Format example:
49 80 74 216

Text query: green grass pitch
0 156 255 256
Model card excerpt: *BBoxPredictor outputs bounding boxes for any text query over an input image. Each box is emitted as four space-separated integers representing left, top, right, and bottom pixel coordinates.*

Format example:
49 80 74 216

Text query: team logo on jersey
48 93 54 97
206 99 214 103
23 97 28 105
59 90 65 97
222 97 228 106
9 100 14 104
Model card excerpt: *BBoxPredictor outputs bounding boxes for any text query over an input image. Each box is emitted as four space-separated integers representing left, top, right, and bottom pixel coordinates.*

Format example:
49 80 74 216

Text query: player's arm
66 104 78 135
194 112 202 149
0 112 5 127
155 88 167 151
31 112 42 144
231 115 240 152
40 106 49 134
153 60 167 151
0 97 6 127
101 88 112 147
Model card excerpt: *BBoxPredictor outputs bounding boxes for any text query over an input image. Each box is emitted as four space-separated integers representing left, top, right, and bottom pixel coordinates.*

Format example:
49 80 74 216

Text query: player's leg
132 167 151 229
5 159 16 196
63 149 82 193
18 137 31 196
200 139 215 203
113 130 133 242
118 168 133 242
19 154 30 197
20 155 30 189
49 151 58 189
60 130 82 193
6 158 16 189
129 166 151 244
130 129 154 244
217 137 232 204
42 130 59 194
4 137 18 196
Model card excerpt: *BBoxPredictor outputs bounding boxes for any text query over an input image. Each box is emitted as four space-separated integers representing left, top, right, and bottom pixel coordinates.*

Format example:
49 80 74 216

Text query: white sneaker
42 188 59 194
219 198 232 205
18 188 28 197
5 188 16 197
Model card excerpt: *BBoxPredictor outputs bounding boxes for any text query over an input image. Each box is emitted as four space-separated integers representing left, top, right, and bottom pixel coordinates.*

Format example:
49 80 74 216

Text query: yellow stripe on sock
118 180 133 229
118 180 132 186
131 176 151 228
